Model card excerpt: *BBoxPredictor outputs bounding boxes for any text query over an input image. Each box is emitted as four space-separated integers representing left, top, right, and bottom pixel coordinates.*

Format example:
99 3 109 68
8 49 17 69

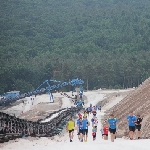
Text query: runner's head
70 116 72 120
129 111 133 116
78 113 82 118
109 114 114 118
94 125 97 129
137 114 140 118
103 122 108 127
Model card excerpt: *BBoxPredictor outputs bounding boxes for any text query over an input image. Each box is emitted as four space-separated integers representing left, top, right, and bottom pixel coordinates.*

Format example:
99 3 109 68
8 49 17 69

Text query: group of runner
66 104 101 142
66 105 142 142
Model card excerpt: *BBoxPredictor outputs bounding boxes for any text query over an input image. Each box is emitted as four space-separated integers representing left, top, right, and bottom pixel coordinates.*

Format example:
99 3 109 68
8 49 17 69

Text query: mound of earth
103 78 150 139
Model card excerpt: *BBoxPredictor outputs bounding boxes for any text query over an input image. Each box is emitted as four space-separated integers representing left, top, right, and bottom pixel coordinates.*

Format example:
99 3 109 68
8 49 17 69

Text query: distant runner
66 116 75 142
92 117 98 127
98 106 101 112
83 111 88 118
92 126 97 141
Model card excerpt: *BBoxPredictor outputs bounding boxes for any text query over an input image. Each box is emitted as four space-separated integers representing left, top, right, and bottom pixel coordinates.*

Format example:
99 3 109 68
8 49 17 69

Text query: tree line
1 0 150 94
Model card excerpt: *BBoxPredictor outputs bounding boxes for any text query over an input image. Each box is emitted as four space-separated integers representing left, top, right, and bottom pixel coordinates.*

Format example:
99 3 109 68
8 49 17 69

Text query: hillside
1 0 150 93
104 77 150 138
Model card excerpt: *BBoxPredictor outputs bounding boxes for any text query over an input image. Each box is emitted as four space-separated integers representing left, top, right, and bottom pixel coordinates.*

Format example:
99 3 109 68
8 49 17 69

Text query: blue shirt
76 119 80 125
82 119 88 129
78 121 83 130
88 107 91 111
92 128 97 133
91 118 94 123
108 118 118 129
127 115 137 126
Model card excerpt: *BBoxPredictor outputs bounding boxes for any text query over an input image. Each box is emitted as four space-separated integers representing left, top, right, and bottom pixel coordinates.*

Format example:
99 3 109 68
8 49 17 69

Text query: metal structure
33 78 84 103
0 78 84 106
5 91 20 99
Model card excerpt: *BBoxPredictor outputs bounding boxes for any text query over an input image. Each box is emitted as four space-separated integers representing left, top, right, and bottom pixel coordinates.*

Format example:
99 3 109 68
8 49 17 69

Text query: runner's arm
66 123 69 130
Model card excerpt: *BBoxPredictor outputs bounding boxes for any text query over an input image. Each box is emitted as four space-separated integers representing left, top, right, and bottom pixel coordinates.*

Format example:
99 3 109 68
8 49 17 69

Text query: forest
1 0 150 94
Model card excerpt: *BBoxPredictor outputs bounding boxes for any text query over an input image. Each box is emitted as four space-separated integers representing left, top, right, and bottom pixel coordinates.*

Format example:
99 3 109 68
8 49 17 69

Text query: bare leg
80 133 83 141
85 134 88 141
111 133 115 142
136 129 140 139
83 134 85 141
71 131 74 140
69 132 71 139
104 135 108 140
129 131 134 139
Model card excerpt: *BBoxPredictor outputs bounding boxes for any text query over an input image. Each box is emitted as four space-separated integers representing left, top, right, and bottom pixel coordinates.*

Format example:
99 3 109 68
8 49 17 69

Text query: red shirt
103 127 109 134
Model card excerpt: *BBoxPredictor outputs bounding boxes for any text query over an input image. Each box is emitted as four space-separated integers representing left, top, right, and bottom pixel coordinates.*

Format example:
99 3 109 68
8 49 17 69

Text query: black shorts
109 128 116 134
129 126 136 132
93 133 96 138
69 129 74 133
79 129 83 134
135 125 141 131
82 129 88 135
102 134 108 136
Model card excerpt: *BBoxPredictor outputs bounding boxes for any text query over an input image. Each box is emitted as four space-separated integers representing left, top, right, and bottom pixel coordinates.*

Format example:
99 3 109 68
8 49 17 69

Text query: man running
108 114 118 142
66 116 75 142
135 115 143 139
127 111 137 140
82 116 90 142
78 117 83 142
91 116 98 127
76 115 81 140
87 107 90 117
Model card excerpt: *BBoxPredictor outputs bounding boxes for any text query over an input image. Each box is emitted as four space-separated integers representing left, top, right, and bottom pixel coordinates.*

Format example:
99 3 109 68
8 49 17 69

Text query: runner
100 126 104 139
127 111 137 140
83 111 88 118
92 107 97 116
92 126 97 141
78 113 82 118
87 107 91 117
98 106 101 112
66 116 75 142
92 116 98 127
89 106 92 114
76 116 82 140
135 115 143 139
101 122 109 140
108 114 118 142
82 116 90 142
78 117 83 142
91 116 95 127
